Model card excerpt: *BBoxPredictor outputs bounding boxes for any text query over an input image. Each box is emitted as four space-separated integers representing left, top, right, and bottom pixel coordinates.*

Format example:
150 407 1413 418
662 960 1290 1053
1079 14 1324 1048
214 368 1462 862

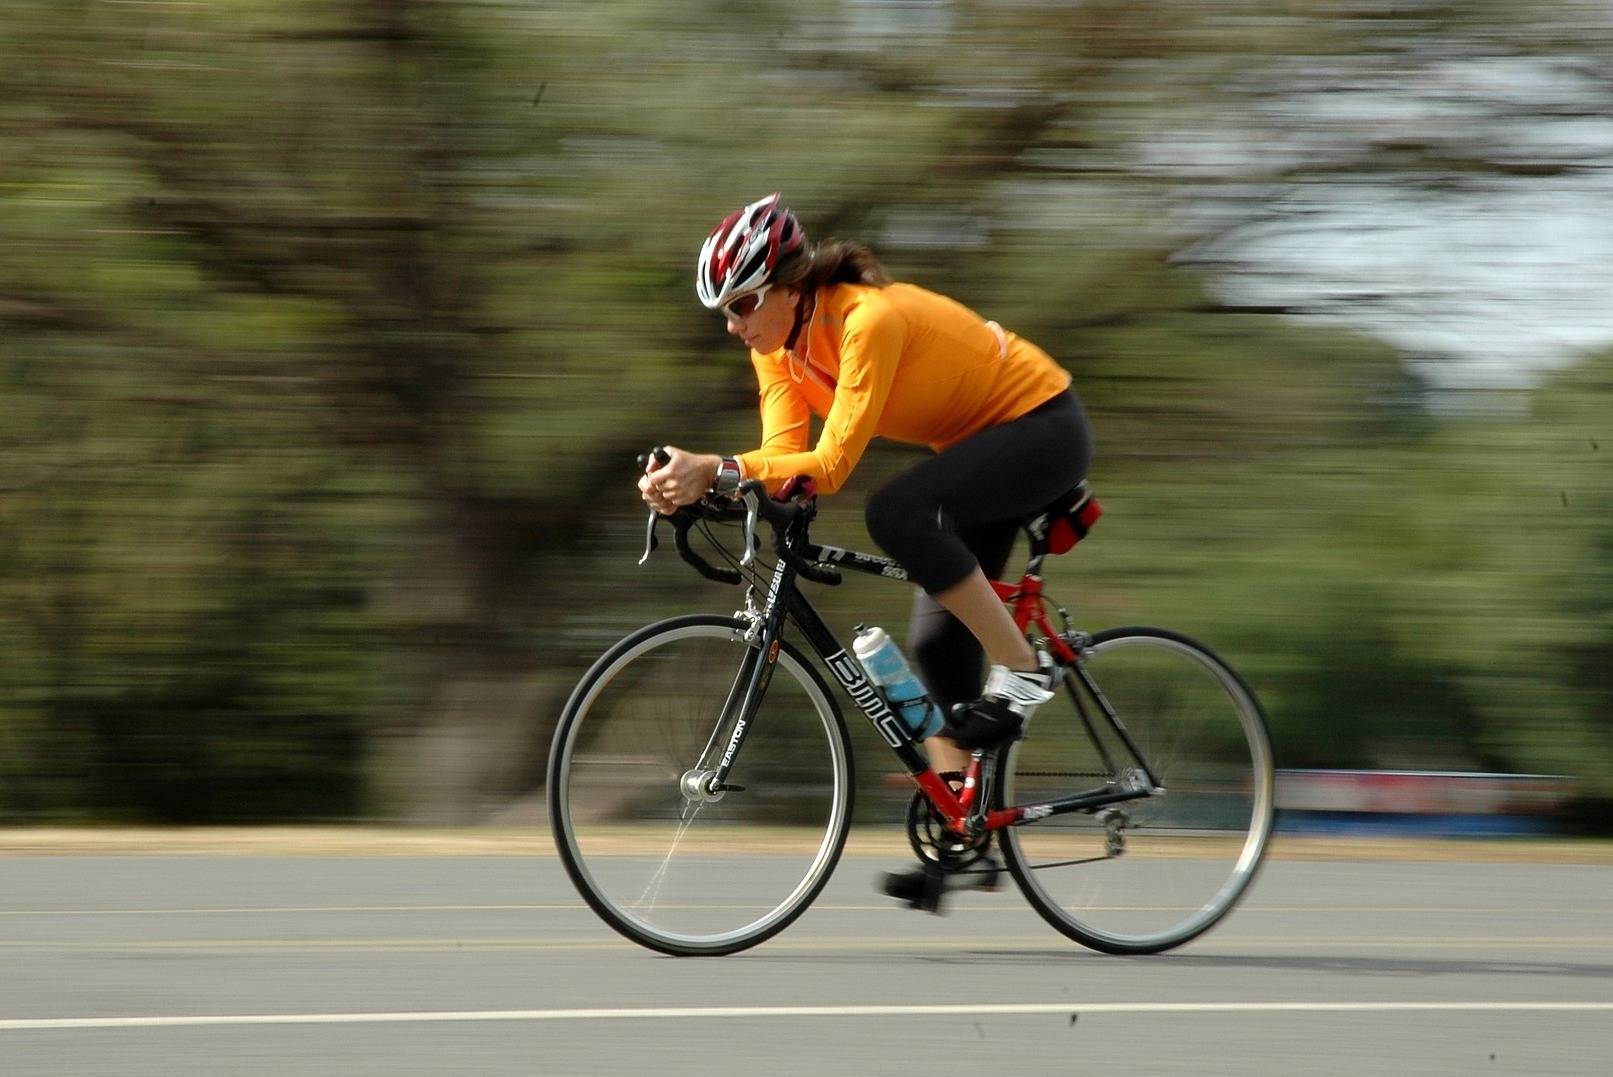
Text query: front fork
680 568 794 804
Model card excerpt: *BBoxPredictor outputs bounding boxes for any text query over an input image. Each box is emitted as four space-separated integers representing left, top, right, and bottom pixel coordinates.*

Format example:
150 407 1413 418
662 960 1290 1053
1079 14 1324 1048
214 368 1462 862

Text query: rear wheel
548 615 853 956
996 627 1274 954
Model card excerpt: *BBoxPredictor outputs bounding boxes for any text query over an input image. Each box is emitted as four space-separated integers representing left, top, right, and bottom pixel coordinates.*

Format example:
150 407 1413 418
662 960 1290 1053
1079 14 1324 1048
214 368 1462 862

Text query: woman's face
723 285 798 353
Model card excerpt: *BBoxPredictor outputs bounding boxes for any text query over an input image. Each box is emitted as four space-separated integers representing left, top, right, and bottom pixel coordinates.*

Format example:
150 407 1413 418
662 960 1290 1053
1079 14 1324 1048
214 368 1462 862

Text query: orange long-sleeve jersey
735 282 1072 494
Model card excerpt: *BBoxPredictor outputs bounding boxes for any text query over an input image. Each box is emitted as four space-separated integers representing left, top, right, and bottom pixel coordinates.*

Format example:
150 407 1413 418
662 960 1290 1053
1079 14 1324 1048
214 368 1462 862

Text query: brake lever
636 446 673 566
740 489 761 567
638 509 659 566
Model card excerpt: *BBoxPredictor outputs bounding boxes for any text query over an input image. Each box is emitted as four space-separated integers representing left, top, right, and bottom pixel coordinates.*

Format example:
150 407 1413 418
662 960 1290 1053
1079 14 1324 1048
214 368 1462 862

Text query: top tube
646 476 1098 588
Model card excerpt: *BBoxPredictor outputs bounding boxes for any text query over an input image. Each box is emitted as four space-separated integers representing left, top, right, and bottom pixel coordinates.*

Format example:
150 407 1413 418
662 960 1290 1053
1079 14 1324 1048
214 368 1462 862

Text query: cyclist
640 193 1093 902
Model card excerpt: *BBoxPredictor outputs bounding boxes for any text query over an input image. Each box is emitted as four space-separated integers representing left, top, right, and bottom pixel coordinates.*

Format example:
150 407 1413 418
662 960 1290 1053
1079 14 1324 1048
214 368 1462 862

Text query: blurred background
1 0 1609 830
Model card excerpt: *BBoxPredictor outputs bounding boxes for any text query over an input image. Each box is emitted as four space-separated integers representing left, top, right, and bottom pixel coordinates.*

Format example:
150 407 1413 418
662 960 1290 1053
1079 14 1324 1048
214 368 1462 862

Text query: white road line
3 1001 1612 1032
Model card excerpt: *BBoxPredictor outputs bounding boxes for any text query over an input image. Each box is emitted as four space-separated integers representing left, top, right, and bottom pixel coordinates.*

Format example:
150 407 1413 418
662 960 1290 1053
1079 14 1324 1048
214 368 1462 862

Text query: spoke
553 616 851 955
997 629 1273 953
634 800 704 911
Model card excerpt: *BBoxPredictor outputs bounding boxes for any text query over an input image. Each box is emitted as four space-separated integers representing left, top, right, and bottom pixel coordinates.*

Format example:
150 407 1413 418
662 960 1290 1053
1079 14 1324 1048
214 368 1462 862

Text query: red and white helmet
696 193 806 311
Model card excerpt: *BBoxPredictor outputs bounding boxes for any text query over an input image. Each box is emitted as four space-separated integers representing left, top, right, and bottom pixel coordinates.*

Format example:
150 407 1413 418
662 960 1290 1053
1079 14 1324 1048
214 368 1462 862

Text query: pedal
913 861 947 914
880 861 951 914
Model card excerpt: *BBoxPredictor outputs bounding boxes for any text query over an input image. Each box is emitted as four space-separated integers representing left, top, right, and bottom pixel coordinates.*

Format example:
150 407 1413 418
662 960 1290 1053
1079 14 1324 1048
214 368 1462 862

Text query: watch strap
712 455 743 494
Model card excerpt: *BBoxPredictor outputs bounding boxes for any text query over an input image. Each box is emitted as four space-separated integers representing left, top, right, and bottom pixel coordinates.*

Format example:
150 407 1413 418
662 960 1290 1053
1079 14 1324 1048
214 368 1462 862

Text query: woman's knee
911 614 974 679
864 482 924 556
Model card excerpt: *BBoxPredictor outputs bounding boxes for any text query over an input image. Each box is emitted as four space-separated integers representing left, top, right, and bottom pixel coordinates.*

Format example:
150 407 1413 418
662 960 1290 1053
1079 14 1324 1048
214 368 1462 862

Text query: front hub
679 768 726 804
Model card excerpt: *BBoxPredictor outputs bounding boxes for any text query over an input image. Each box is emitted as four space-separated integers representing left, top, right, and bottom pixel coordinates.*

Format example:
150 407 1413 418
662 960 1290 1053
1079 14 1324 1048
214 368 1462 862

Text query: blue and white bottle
852 625 945 741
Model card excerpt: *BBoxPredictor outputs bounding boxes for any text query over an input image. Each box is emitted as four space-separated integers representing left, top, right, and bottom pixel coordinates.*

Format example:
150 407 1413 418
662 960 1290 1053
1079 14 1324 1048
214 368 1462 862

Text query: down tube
787 591 932 777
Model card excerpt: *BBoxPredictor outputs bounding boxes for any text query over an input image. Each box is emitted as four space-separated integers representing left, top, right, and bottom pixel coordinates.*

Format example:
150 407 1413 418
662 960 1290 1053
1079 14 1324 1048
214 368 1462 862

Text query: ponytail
773 239 892 293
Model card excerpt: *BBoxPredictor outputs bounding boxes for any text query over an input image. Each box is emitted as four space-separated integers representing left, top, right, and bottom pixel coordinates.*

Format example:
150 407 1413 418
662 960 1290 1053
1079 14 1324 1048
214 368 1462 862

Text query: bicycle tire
995 627 1274 954
548 614 853 956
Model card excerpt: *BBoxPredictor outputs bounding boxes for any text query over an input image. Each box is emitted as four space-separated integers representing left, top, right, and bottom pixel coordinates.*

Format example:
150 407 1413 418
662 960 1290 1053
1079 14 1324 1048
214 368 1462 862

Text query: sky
1160 50 1613 392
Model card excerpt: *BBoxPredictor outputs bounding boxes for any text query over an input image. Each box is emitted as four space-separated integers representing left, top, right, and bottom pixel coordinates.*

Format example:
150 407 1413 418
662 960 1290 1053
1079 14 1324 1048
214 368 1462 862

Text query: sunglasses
719 285 770 321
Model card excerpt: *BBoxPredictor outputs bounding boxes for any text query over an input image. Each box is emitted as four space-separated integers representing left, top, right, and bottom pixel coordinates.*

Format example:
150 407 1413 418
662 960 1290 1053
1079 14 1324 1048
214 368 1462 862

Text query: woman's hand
639 446 721 514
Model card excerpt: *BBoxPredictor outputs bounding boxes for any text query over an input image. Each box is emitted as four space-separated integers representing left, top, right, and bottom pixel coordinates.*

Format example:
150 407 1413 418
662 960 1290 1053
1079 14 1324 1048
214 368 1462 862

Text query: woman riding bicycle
640 193 1094 900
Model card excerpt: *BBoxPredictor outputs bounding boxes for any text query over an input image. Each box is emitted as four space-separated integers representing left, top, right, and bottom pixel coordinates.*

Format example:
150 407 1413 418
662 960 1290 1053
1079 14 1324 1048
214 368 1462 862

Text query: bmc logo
824 650 905 748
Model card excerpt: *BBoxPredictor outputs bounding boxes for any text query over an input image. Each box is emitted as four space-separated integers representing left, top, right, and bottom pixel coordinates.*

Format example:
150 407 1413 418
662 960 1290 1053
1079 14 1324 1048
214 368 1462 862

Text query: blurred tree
1405 352 1613 792
1 0 1610 822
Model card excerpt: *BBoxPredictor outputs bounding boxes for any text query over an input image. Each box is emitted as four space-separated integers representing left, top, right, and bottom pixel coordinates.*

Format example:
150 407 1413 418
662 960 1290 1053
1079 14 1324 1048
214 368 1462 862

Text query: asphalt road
1 843 1611 1076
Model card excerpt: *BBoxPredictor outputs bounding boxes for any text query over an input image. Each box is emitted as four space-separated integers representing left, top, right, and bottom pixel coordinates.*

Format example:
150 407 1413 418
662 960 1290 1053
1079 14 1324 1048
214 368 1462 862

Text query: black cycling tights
863 389 1093 712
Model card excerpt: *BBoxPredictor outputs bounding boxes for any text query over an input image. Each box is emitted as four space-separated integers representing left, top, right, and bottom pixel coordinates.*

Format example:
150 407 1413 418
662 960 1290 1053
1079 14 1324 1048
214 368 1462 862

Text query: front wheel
996 627 1274 954
548 615 853 956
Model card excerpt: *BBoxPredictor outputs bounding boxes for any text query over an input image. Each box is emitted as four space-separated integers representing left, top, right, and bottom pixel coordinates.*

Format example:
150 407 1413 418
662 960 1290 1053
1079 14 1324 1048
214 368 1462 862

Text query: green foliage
1 0 1610 821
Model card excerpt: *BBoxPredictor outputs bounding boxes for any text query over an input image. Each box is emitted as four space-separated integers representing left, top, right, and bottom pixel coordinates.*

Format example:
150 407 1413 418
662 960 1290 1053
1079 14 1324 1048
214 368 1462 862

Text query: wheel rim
1001 631 1273 950
554 622 849 951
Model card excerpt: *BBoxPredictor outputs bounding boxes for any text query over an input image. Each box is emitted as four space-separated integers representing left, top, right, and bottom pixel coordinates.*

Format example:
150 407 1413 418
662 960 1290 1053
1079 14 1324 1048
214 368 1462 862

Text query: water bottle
852 625 945 741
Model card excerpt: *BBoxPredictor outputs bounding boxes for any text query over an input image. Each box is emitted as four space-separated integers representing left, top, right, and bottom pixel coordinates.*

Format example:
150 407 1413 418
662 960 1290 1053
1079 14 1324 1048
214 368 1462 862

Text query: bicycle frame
706 534 1162 841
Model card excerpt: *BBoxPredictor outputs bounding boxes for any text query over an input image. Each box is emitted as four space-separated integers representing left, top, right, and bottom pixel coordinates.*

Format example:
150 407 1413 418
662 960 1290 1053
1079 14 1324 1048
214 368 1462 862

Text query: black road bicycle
548 475 1274 957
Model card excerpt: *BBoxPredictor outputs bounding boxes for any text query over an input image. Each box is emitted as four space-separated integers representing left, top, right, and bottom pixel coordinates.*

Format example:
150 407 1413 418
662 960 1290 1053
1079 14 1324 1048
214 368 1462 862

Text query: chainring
905 771 992 868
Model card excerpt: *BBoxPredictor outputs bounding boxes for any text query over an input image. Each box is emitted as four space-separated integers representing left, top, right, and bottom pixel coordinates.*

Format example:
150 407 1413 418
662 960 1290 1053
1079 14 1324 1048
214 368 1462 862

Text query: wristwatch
712 456 743 494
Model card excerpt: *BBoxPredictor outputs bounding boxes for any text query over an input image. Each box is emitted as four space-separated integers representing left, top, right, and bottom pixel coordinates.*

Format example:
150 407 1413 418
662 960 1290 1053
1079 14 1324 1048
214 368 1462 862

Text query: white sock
983 664 1056 714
